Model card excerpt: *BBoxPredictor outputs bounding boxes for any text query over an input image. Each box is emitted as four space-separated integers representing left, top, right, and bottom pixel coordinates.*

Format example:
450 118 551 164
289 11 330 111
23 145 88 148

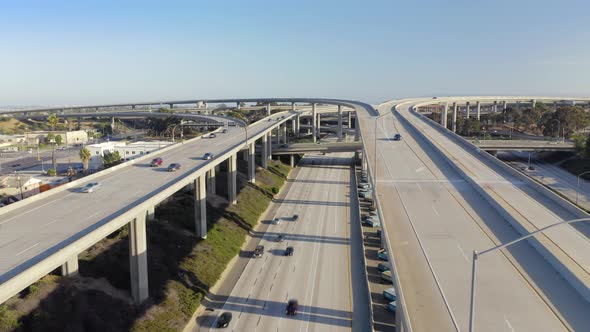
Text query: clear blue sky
1 0 589 106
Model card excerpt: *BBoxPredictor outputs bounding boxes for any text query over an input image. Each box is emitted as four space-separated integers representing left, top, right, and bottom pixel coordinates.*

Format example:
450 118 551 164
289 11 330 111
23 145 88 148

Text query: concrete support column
361 153 367 171
207 168 216 194
267 132 273 158
493 101 498 113
290 154 295 167
61 254 79 276
291 102 295 111
312 103 317 143
442 103 448 128
337 105 343 141
317 113 321 136
275 126 280 145
129 213 149 304
531 99 537 108
261 135 268 169
465 102 470 119
267 103 271 116
355 123 360 141
295 115 300 136
248 143 256 183
502 100 507 110
227 154 237 204
282 124 287 144
77 117 81 130
236 102 241 110
194 176 207 239
348 111 352 128
146 206 155 222
452 102 458 133
476 101 481 121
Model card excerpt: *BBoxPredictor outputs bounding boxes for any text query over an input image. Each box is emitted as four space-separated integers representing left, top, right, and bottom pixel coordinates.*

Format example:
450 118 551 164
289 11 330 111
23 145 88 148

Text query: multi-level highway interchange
1 96 590 332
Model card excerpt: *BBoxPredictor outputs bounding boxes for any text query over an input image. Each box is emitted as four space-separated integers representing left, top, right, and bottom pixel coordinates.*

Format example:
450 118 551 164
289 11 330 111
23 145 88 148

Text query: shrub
271 186 279 194
47 168 56 176
0 304 20 331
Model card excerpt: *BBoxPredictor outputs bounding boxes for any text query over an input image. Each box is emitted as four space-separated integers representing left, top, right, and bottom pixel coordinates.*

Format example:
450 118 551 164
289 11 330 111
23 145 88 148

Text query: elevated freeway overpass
469 139 575 151
2 95 590 332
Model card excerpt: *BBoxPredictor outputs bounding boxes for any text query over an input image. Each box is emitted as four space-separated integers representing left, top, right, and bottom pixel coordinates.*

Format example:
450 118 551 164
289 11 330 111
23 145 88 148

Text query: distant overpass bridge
469 139 575 151
271 142 362 155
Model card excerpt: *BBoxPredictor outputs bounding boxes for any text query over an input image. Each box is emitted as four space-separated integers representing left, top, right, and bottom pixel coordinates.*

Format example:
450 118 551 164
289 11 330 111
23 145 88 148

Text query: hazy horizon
2 0 590 106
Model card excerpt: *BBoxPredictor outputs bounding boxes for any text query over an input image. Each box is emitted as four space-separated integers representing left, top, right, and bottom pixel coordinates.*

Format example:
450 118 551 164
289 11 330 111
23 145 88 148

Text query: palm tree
47 114 58 131
79 147 91 173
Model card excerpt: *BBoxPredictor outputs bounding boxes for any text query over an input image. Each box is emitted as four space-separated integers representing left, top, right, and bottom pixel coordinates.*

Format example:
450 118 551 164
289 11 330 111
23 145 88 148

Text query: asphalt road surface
353 102 589 331
202 152 370 331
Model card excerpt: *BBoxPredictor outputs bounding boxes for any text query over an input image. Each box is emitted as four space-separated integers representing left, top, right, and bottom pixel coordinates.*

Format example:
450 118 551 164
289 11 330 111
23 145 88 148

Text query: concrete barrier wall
398 107 590 304
356 112 413 332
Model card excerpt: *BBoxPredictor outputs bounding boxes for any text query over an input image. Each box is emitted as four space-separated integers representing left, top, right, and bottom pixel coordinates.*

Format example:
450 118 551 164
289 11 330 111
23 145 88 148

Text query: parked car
377 249 388 261
203 153 213 160
393 134 402 141
150 157 163 167
286 299 298 316
81 182 101 193
209 133 216 138
380 270 393 283
376 229 382 237
386 301 397 313
253 245 264 258
272 217 281 225
167 163 181 172
383 288 397 301
216 312 232 328
228 122 236 127
366 219 380 228
377 263 390 273
285 246 294 256
358 183 371 189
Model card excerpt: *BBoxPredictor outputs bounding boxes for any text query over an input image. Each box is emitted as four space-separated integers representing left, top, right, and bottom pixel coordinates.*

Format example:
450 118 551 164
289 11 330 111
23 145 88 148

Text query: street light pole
576 170 590 205
469 217 590 332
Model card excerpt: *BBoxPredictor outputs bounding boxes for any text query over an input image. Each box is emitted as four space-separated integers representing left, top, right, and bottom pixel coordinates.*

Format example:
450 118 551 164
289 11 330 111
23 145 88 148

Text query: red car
150 158 163 167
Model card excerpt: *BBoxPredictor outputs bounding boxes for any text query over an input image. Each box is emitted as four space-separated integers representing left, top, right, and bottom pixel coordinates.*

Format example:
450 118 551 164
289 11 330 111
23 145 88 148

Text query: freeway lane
354 101 586 331
0 112 295 289
203 153 367 331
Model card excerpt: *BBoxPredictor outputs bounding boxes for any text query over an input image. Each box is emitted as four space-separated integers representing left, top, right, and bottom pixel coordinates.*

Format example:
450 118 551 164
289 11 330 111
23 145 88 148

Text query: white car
81 182 101 193
272 218 281 225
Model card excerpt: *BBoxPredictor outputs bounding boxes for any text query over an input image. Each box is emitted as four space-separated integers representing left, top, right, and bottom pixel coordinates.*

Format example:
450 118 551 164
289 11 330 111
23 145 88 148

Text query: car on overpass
285 246 294 256
167 163 181 172
393 134 401 141
216 312 232 328
150 157 163 167
80 182 101 193
203 153 213 160
286 299 298 316
253 245 264 258
383 287 397 301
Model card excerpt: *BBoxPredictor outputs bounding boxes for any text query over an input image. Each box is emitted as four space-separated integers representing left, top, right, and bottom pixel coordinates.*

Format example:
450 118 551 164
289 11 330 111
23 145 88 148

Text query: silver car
81 182 101 193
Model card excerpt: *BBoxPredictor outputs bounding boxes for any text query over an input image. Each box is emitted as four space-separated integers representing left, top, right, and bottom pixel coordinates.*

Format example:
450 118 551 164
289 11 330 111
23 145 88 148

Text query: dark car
216 312 232 328
393 134 401 141
276 234 284 242
167 163 181 172
150 157 163 167
221 128 228 134
253 245 264 258
286 299 298 316
293 214 299 221
203 153 213 160
285 246 294 256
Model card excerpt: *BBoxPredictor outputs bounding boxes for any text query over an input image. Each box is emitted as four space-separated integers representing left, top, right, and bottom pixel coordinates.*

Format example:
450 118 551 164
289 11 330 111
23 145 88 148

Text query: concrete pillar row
267 103 271 116
275 126 280 145
267 132 273 158
452 102 458 133
227 154 237 204
207 168 216 194
194 176 207 239
261 135 268 169
502 100 507 110
317 113 321 137
312 103 317 143
129 212 149 304
465 102 470 119
442 103 449 128
282 123 287 144
248 143 256 183
337 105 343 141
61 254 79 277
348 111 352 128
476 101 481 121
146 206 155 222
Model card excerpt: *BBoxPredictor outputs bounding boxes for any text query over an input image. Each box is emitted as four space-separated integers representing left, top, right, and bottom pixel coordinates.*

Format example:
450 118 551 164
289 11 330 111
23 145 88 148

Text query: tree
54 134 63 146
102 151 122 168
585 135 590 158
44 132 55 144
79 147 91 173
47 114 58 131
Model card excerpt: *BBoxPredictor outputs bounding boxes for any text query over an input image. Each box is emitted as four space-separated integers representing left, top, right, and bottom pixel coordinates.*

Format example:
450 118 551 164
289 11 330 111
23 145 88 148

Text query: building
86 141 173 170
24 130 88 146
0 174 42 199
0 134 26 144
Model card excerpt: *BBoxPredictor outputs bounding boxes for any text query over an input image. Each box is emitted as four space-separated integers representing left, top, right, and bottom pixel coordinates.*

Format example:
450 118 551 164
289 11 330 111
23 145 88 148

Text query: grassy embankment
0 160 291 332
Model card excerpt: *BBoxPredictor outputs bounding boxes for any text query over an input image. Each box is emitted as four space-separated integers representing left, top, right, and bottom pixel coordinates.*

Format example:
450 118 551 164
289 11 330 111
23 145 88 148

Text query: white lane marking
42 219 59 227
416 183 423 192
432 206 439 216
456 244 469 262
86 211 101 220
377 179 464 183
504 315 515 332
16 242 40 256
415 166 425 173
